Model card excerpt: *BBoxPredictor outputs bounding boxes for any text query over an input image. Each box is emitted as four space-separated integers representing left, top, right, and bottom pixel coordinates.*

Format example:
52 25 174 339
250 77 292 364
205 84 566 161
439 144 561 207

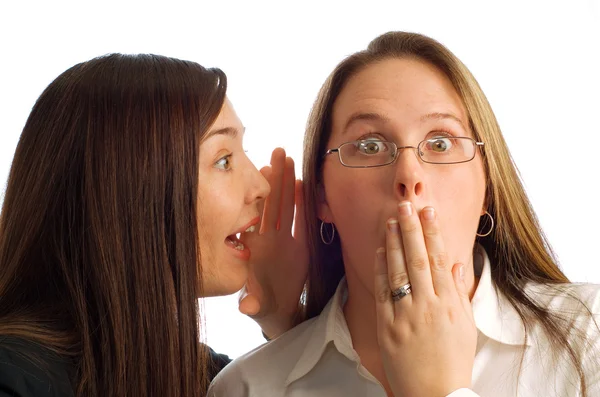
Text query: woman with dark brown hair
0 53 307 396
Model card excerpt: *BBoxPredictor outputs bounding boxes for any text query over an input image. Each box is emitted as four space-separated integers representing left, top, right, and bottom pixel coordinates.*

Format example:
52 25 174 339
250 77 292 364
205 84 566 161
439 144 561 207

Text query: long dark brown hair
0 53 226 396
302 32 597 395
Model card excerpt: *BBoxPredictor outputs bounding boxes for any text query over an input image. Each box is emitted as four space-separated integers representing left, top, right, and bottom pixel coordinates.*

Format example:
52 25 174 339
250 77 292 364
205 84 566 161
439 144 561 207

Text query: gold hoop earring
476 211 494 237
320 221 335 245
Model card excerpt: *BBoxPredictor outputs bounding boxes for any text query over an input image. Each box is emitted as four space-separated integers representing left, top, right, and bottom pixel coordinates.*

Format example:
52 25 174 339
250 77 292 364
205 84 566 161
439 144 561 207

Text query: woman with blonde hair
209 31 600 396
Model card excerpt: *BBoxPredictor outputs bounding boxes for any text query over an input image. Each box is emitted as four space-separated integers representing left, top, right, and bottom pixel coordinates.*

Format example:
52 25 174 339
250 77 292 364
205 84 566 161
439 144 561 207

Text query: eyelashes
214 154 233 171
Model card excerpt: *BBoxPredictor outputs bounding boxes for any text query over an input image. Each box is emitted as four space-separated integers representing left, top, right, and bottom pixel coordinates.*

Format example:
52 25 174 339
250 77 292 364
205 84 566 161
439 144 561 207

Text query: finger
374 247 394 327
385 218 413 305
238 293 261 317
238 285 261 316
397 201 435 298
420 206 454 298
452 263 473 320
261 149 286 231
279 157 296 231
292 179 307 244
260 165 272 179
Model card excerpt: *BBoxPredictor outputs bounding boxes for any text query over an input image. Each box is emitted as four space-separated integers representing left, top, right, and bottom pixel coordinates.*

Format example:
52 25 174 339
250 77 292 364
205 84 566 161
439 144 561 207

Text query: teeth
234 241 245 250
245 225 256 233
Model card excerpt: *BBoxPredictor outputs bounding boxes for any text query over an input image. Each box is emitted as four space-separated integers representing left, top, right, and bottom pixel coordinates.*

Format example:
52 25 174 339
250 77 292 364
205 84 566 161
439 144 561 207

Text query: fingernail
422 207 435 220
387 219 399 233
398 201 412 217
459 265 465 281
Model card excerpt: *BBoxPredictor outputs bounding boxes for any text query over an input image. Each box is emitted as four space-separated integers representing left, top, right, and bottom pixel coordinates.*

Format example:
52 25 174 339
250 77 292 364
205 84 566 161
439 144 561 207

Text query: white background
1 1 599 358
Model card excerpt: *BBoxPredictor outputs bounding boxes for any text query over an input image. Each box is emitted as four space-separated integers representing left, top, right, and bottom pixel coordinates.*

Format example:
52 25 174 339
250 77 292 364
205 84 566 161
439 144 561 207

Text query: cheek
323 168 393 258
324 168 383 223
197 184 232 254
431 167 486 258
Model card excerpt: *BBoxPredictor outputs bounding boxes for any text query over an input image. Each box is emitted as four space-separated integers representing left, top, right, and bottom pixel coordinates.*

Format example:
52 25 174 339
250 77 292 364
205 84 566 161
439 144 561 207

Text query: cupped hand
238 148 309 339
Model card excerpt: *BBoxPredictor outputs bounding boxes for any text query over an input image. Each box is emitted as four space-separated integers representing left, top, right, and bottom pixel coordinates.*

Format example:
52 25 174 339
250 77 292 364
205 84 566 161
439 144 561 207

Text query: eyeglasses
323 137 484 168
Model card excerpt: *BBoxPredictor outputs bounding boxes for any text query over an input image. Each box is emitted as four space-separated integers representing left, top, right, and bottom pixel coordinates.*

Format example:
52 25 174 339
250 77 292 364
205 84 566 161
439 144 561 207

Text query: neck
341 254 479 394
343 265 391 393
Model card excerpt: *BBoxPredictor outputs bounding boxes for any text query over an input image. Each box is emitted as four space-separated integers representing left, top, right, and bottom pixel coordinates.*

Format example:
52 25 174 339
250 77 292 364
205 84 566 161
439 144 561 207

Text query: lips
224 217 260 253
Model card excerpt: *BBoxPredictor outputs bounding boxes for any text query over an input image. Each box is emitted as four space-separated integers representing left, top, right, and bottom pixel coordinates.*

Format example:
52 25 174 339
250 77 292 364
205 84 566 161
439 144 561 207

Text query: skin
238 148 309 338
197 98 270 297
319 57 485 395
195 99 306 338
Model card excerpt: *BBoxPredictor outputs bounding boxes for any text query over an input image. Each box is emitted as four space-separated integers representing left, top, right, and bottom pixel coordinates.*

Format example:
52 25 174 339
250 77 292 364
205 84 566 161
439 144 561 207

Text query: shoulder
0 337 74 397
526 282 600 316
206 345 232 382
528 283 600 387
207 316 319 396
525 282 600 354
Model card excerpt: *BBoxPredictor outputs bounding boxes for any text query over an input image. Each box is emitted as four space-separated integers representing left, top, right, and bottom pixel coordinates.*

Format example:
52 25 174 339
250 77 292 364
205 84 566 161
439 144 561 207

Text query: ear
481 187 491 216
317 183 333 223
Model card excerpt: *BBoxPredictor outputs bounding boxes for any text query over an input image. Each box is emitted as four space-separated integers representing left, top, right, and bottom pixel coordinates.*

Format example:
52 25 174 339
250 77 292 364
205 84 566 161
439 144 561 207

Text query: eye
356 140 390 155
425 137 453 153
214 154 232 170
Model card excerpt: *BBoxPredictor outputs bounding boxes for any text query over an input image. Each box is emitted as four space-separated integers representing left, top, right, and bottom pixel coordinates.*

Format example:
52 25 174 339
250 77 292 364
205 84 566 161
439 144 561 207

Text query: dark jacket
0 337 232 396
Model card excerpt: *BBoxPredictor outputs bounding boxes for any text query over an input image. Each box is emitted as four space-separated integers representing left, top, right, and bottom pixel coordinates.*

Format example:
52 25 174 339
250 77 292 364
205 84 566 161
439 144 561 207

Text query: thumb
238 293 261 317
452 263 473 317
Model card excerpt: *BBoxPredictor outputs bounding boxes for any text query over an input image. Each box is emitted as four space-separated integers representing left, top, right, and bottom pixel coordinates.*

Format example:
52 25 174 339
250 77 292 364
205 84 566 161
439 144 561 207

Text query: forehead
332 57 468 126
212 98 243 130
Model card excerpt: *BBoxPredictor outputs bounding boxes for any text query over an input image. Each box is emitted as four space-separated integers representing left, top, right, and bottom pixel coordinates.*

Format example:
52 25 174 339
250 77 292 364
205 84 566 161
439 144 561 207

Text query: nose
246 161 270 204
393 147 425 201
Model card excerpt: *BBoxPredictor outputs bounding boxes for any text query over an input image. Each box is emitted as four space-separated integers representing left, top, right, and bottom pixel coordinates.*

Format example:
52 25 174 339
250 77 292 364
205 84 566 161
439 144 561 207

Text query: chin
219 271 248 296
198 270 247 298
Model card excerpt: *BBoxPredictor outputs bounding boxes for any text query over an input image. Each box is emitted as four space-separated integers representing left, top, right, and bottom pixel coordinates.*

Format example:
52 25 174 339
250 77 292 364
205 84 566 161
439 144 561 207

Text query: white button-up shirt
208 248 600 396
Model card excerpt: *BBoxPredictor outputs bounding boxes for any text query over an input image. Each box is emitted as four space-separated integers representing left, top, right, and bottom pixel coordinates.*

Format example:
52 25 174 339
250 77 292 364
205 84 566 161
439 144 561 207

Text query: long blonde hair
302 31 594 395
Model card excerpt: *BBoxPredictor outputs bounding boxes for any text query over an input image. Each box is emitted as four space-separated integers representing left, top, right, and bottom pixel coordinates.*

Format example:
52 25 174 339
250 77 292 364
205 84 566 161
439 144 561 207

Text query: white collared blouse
208 248 600 396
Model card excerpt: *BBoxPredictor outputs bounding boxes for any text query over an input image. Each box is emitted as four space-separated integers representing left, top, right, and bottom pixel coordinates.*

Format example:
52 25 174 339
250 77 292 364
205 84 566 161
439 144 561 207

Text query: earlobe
317 183 333 222
481 188 491 216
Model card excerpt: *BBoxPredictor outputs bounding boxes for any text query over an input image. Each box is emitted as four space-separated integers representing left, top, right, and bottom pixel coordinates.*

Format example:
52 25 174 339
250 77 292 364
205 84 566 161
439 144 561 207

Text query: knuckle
388 246 403 255
385 324 410 345
423 224 440 237
401 222 419 235
422 311 435 325
376 286 391 304
447 307 457 324
389 271 410 288
428 252 448 271
408 256 428 271
417 300 441 325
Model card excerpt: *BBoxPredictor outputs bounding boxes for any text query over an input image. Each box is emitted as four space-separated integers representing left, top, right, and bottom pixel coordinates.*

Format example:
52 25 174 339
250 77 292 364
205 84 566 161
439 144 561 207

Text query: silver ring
391 283 412 301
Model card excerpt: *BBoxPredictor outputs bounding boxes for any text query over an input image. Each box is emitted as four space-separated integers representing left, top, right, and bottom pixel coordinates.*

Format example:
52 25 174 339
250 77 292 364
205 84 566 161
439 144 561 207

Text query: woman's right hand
374 202 477 397
238 148 309 339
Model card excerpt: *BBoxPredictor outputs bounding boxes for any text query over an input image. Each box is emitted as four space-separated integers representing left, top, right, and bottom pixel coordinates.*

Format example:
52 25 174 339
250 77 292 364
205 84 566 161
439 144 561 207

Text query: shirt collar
285 277 353 387
285 245 531 386
471 245 532 346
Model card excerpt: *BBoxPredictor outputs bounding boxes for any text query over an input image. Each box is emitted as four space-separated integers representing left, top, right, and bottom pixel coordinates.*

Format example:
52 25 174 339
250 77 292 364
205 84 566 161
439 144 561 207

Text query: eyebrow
420 112 467 130
343 112 391 133
204 126 243 140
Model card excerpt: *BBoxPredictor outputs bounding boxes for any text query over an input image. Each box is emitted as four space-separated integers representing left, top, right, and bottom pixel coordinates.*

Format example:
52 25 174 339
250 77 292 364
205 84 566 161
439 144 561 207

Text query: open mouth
224 215 259 259
225 233 245 251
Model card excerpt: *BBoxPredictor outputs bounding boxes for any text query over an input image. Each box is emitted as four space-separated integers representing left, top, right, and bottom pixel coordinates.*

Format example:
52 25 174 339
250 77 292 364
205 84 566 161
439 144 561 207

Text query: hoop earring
476 211 494 237
320 221 336 245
